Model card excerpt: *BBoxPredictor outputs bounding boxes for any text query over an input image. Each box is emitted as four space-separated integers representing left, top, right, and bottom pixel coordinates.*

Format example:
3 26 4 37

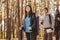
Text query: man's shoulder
48 14 53 17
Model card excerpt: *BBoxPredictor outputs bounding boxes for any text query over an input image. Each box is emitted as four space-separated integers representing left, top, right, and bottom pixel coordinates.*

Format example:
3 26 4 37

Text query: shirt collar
45 13 49 16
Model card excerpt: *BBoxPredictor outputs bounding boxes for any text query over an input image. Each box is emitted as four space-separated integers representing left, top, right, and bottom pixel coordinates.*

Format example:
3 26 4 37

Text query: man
41 7 54 40
54 9 60 40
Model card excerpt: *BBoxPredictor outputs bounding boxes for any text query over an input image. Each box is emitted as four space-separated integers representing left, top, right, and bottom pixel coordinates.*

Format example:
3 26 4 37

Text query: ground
0 37 56 40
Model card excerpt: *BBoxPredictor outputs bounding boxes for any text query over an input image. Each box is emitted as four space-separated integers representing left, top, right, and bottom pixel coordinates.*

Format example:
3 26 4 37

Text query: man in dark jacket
55 9 60 40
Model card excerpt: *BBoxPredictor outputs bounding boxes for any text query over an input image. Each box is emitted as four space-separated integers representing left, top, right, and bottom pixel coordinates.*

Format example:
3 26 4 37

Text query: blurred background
0 0 60 40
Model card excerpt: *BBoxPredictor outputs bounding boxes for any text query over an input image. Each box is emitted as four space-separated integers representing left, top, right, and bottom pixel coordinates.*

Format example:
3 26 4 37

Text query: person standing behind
54 9 60 40
41 7 54 40
23 5 37 40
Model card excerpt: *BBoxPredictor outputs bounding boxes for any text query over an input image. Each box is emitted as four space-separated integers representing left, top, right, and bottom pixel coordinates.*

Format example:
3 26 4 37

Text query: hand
46 29 53 33
57 18 60 21
28 27 32 30
19 27 22 30
19 25 23 30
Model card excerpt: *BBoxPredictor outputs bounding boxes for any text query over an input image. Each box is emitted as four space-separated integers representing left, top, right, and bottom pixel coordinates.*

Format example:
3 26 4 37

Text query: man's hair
44 7 48 12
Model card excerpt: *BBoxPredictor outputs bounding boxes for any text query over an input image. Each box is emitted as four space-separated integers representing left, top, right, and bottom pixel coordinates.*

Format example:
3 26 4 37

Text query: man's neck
45 13 49 16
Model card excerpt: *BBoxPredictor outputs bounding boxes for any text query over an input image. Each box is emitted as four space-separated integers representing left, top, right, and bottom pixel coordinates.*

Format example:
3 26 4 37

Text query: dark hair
44 7 48 12
25 5 32 18
56 8 60 14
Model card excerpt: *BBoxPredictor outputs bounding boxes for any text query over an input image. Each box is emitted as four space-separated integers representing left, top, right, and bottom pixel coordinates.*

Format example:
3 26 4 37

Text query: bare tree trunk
6 0 11 40
17 0 23 40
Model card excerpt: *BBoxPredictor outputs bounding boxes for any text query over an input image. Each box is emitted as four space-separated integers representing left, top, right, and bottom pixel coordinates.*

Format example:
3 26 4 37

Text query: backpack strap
49 14 52 25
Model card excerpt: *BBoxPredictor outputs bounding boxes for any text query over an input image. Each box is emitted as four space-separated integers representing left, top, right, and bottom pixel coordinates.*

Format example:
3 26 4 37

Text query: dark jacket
30 13 37 31
30 13 39 35
55 13 60 30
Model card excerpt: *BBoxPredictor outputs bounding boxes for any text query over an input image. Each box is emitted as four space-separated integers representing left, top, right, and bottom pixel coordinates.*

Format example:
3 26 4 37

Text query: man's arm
51 14 55 30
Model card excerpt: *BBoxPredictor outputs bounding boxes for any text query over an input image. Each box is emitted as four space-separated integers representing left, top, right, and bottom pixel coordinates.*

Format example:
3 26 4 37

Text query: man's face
43 9 48 14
